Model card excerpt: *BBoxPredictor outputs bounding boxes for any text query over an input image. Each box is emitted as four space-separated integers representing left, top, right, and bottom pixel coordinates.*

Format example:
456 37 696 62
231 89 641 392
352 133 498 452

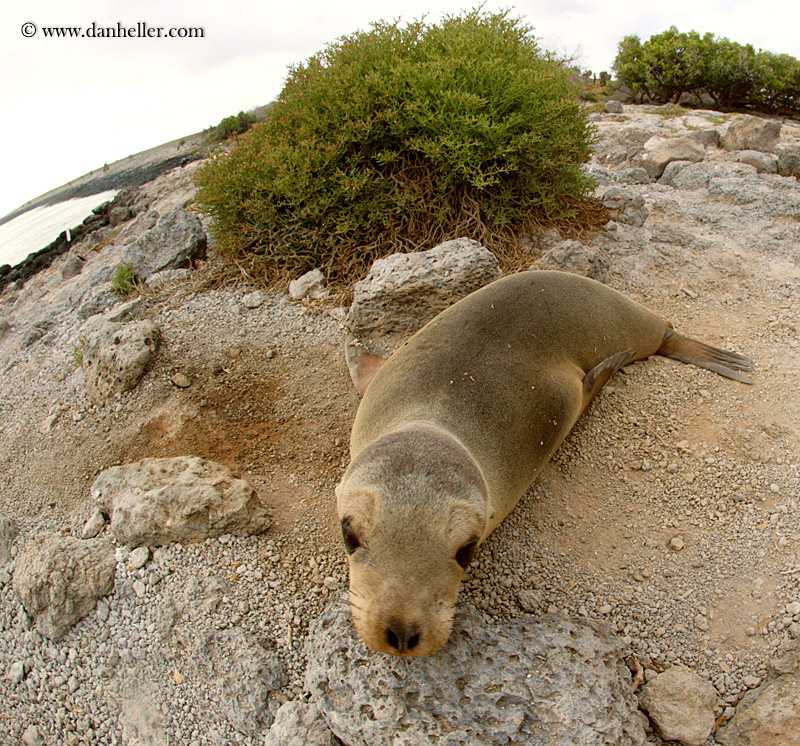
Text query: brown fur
337 271 753 656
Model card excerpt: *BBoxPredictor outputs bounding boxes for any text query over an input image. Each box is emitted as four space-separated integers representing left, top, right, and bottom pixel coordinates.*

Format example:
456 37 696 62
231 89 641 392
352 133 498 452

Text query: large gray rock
81 319 160 403
641 136 705 179
602 187 649 227
305 603 646 746
189 627 287 735
264 700 337 746
736 150 778 174
13 533 116 641
345 238 501 356
638 665 717 746
716 640 800 746
724 116 782 153
121 206 206 280
91 456 270 546
533 240 610 282
777 146 800 176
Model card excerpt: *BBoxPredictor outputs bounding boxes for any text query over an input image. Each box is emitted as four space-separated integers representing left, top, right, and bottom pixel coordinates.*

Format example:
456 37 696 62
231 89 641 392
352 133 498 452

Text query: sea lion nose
385 620 420 653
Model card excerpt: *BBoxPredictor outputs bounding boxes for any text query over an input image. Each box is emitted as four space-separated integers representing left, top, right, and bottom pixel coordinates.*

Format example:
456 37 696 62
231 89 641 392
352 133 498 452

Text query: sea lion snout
336 425 488 656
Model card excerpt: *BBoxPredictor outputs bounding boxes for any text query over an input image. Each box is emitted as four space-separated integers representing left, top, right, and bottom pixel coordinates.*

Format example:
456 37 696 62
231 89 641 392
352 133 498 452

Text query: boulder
736 150 778 174
724 116 782 153
641 136 705 179
121 206 206 280
289 269 328 301
345 238 501 357
533 240 610 282
61 254 84 280
81 319 160 403
12 533 116 641
716 640 800 746
604 100 624 114
264 700 337 746
777 146 800 177
91 456 270 546
638 665 718 746
602 187 649 227
305 603 646 746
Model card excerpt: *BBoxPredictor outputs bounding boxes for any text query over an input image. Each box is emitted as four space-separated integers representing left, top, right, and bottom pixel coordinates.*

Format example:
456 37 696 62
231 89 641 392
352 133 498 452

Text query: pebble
668 536 685 551
129 546 150 570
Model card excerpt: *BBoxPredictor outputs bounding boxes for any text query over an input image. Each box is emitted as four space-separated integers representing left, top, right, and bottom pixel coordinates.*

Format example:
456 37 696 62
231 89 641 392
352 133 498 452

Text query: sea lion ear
345 335 388 396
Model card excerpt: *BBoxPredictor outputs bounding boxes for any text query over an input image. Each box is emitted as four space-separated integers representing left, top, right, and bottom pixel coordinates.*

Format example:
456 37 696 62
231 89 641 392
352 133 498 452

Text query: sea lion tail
657 328 754 384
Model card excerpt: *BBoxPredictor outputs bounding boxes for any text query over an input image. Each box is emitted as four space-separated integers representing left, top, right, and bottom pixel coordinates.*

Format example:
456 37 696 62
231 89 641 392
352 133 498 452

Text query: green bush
213 110 258 141
613 26 800 114
195 9 597 283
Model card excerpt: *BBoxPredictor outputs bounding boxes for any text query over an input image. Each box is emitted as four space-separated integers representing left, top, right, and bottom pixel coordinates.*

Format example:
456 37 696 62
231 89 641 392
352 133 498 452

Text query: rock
144 268 192 292
777 146 800 177
345 238 501 356
61 254 84 280
736 150 778 174
641 136 705 179
91 456 270 546
0 517 18 564
242 289 268 308
121 205 206 280
7 660 26 683
0 317 10 341
264 700 336 746
191 627 287 735
533 240 610 282
289 269 328 301
616 167 651 184
21 725 42 746
638 665 717 746
724 116 782 153
81 319 160 403
605 100 624 113
687 128 722 149
81 508 106 539
716 640 800 746
306 603 646 746
128 546 150 570
602 187 649 227
170 371 191 388
12 533 116 641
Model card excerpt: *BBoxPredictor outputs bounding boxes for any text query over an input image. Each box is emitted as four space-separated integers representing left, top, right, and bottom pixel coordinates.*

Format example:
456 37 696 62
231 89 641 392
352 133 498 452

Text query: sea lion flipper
345 335 388 396
657 329 754 384
583 349 636 404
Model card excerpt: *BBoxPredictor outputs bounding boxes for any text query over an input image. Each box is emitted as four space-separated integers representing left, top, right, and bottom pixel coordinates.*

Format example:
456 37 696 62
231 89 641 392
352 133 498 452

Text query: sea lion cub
336 271 753 656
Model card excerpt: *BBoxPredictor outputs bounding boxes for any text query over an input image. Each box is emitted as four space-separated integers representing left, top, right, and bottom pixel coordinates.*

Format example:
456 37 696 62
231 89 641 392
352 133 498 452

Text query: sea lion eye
455 540 477 569
341 517 361 554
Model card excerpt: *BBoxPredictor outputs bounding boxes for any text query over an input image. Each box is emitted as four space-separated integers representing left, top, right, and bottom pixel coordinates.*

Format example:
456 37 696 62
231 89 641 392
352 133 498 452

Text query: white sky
3 0 799 219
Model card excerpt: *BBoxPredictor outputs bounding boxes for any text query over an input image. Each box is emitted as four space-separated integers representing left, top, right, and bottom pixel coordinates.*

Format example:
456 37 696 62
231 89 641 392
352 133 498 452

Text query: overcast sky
3 0 799 219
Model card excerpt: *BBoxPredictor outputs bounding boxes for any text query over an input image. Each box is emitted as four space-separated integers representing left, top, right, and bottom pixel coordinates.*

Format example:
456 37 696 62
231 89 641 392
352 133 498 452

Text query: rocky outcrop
305 603 646 746
121 205 206 280
533 239 610 282
641 135 706 179
638 665 718 746
716 640 800 746
91 456 271 546
723 116 782 152
0 517 18 565
602 186 649 226
289 269 328 301
12 533 116 641
345 238 501 357
81 318 160 403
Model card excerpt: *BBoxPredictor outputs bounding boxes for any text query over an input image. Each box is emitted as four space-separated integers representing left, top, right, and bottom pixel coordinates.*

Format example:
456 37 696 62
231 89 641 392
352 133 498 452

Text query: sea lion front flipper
582 349 636 405
345 335 388 396
657 329 754 384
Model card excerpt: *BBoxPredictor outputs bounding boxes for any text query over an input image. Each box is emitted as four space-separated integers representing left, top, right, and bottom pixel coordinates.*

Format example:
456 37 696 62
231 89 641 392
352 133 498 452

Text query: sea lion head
336 424 488 656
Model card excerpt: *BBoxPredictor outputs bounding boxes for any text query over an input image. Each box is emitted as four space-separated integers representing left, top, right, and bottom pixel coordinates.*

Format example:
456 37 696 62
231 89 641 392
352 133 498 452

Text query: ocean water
0 190 118 268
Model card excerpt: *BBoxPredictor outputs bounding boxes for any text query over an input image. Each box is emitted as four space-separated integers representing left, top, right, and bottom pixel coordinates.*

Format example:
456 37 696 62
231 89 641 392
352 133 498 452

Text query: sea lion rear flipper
583 349 636 404
345 335 388 396
657 329 754 384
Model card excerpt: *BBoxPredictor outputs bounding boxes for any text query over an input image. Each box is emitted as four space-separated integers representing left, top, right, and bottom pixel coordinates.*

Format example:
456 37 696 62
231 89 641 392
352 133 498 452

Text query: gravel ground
1 105 799 744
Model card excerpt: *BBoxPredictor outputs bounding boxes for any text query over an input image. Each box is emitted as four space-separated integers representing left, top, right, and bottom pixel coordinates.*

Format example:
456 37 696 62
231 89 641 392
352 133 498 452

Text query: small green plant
195 9 600 284
111 262 136 296
213 111 257 141
71 337 86 369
